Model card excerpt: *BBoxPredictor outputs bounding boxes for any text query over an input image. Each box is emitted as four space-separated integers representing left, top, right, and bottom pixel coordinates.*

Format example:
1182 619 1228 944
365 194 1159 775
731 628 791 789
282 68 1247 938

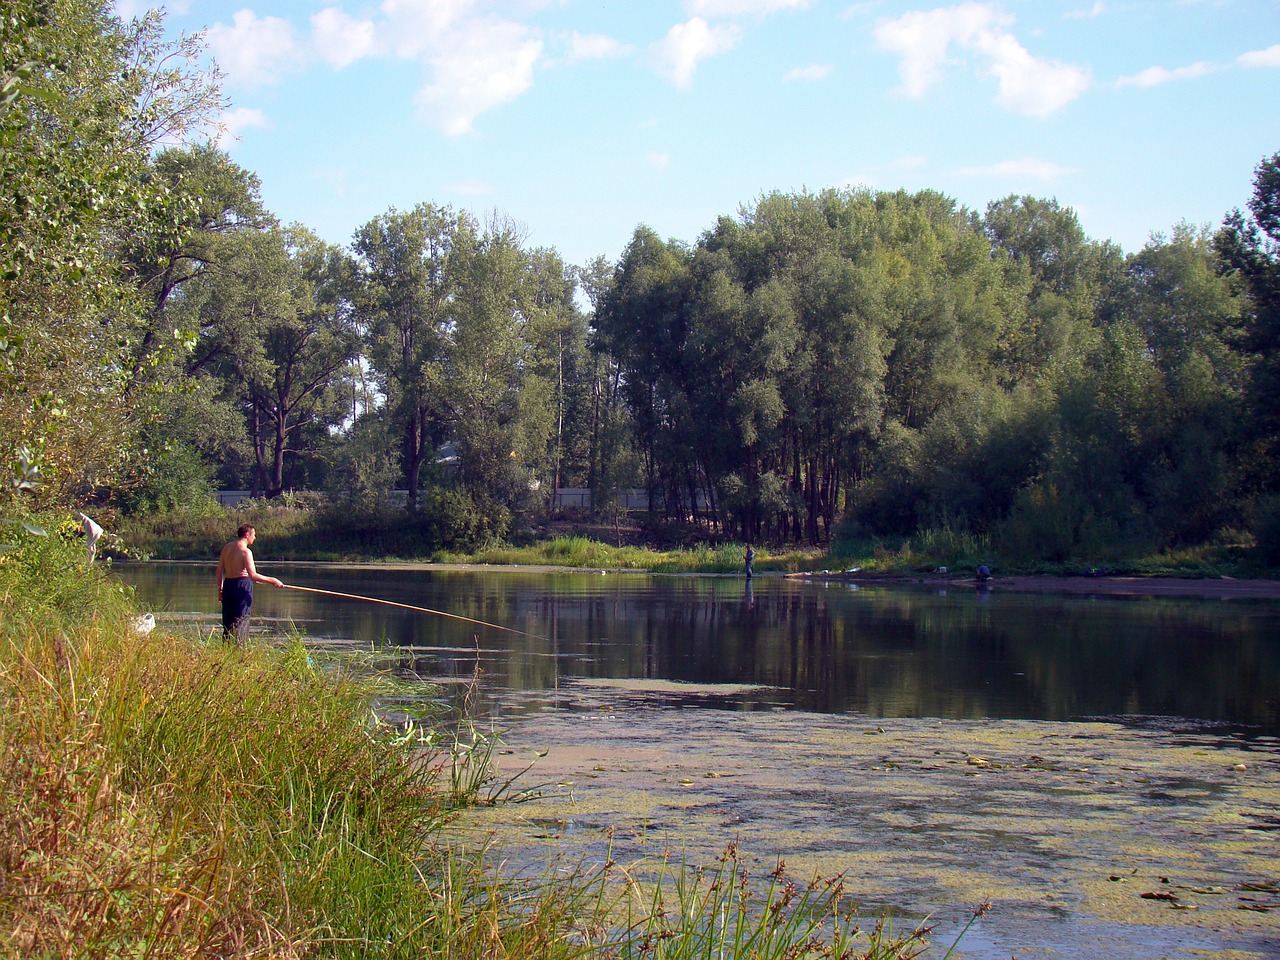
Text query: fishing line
280 583 548 641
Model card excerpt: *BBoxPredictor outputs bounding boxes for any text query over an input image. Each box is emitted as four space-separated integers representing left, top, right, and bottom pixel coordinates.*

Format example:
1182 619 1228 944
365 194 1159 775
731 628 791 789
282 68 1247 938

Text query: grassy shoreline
113 500 1277 582
0 513 940 958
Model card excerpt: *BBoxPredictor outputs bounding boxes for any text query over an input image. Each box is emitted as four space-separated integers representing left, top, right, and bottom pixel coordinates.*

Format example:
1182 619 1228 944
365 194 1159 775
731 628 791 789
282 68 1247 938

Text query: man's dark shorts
222 577 253 640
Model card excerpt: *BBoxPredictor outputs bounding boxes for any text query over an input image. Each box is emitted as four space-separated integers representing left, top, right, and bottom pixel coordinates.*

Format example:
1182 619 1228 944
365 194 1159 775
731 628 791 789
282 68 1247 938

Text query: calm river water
117 563 1280 960
119 562 1280 734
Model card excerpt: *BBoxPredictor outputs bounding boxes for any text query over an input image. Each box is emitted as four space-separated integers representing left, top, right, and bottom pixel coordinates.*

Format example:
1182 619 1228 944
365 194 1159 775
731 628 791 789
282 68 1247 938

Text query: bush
113 440 217 515
0 510 136 634
1254 494 1280 567
995 481 1152 565
420 486 510 551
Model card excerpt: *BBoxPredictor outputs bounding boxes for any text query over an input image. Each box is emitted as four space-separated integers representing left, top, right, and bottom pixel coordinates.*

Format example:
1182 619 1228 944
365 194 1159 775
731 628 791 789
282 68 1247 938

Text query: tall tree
1216 151 1280 490
596 227 694 513
107 147 272 506
522 247 592 496
576 255 636 515
119 145 270 386
429 219 531 510
239 228 360 497
351 204 473 510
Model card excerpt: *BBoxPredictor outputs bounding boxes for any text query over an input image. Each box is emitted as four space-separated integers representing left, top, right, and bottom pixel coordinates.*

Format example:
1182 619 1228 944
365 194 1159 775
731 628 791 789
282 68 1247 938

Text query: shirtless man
215 524 283 641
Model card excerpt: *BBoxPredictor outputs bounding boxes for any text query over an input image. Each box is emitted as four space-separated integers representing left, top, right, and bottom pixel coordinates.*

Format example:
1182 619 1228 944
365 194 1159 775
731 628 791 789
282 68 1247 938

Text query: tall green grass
607 843 937 960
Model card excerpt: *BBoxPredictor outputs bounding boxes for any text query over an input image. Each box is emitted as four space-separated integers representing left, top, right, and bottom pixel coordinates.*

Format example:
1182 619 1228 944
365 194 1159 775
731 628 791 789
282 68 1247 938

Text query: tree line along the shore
4 0 1279 569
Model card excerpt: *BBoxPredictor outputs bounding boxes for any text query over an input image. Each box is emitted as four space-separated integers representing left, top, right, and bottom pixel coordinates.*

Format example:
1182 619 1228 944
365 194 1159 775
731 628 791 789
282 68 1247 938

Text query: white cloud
202 0 551 136
651 17 741 87
206 10 304 88
874 3 1090 117
312 7 378 69
565 31 633 63
874 4 1004 98
1115 61 1214 88
955 157 1077 179
975 27 1091 115
215 106 271 147
647 151 671 169
414 16 543 136
686 0 810 15
784 63 833 81
895 154 927 169
1064 1 1108 19
1239 43 1280 69
379 0 473 59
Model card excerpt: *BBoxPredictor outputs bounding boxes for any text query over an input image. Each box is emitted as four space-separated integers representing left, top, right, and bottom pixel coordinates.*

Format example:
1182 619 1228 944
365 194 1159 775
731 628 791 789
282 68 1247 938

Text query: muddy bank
465 685 1280 960
791 571 1280 601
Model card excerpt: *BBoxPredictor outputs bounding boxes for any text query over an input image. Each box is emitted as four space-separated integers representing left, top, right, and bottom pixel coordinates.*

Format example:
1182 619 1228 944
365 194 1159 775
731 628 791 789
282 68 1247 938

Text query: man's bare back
217 538 253 580
215 525 283 600
216 524 283 641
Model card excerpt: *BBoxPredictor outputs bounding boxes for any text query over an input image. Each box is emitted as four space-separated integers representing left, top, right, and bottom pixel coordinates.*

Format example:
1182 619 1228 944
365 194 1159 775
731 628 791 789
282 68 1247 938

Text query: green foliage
0 2 223 505
351 203 474 506
0 509 134 633
5 0 1275 575
113 438 217 515
612 844 933 960
327 410 402 503
1216 151 1280 489
418 485 511 551
1255 495 1280 567
995 481 1149 565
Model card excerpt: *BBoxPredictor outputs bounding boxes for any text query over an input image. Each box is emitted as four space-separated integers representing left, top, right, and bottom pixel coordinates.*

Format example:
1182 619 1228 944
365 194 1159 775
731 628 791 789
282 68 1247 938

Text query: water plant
607 843 935 960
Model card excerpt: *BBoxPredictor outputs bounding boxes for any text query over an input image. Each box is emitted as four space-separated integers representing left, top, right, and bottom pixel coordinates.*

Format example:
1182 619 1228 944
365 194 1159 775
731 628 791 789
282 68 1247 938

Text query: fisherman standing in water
216 524 283 642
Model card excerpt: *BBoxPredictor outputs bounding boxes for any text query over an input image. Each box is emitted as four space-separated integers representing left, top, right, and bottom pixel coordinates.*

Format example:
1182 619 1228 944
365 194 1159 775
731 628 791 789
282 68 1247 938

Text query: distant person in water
744 544 755 579
216 524 283 642
976 563 992 581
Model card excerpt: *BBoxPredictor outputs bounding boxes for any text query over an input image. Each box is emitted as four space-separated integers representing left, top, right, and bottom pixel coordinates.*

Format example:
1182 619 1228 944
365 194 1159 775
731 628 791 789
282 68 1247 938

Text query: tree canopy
2 2 1276 562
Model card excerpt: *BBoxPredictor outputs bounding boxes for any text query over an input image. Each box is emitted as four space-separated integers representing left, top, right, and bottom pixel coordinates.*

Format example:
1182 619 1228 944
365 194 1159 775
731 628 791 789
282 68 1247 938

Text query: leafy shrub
420 486 510 551
996 481 1152 565
0 510 135 634
1254 494 1280 567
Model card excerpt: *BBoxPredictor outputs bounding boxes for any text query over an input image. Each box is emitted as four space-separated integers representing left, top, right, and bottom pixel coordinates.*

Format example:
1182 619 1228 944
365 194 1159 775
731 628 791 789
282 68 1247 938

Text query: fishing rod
280 583 548 641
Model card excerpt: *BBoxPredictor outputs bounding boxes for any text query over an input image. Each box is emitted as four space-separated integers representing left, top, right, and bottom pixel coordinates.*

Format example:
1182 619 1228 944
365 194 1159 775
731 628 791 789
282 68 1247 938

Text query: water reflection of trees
475 580 1280 732
125 566 1280 733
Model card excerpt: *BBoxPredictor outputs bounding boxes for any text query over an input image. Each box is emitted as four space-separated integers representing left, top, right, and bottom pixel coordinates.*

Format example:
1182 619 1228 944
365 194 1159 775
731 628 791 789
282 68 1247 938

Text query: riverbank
115 553 1280 601
113 501 1278 582
787 570 1280 600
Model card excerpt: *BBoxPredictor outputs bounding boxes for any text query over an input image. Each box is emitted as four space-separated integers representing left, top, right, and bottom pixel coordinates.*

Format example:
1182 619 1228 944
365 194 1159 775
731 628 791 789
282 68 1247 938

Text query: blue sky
125 0 1280 268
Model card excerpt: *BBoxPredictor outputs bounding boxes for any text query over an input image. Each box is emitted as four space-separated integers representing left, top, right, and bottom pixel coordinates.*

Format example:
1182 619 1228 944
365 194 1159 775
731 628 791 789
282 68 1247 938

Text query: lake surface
117 562 1280 960
119 562 1280 735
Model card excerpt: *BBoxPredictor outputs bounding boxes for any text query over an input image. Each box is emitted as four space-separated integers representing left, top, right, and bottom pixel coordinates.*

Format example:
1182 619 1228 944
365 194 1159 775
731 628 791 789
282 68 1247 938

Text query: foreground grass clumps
0 516 936 959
